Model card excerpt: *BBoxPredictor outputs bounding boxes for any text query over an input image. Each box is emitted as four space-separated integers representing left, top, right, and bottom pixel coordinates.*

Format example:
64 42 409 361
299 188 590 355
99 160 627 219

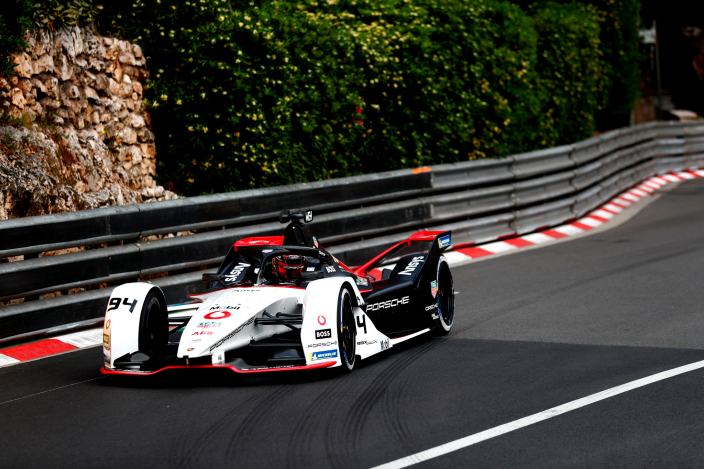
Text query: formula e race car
101 209 454 375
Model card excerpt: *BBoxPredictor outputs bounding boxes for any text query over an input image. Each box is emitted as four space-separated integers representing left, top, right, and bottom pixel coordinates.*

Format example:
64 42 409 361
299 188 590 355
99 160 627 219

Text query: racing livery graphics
101 209 454 376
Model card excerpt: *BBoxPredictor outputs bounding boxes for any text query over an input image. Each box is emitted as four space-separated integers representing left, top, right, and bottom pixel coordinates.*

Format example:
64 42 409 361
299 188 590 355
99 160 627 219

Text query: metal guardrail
1 120 704 343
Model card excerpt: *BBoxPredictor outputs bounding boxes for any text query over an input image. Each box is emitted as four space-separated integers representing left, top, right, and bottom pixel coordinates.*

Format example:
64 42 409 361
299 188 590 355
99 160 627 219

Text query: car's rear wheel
337 287 357 372
433 259 454 335
138 288 168 361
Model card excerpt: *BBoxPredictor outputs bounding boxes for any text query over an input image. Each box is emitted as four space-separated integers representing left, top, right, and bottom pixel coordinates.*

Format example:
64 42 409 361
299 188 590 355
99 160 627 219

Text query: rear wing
353 230 451 278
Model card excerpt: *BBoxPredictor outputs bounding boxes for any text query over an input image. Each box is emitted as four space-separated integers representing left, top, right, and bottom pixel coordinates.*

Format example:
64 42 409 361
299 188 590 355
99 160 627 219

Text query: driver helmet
272 254 305 282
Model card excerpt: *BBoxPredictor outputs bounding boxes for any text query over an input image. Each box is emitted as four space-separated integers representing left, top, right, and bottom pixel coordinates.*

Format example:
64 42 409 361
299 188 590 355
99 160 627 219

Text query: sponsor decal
315 328 332 339
325 265 336 273
356 315 368 334
430 280 439 298
357 339 377 345
208 316 256 352
365 296 410 312
103 333 110 351
107 297 138 313
197 321 222 328
304 210 314 223
438 233 452 248
317 315 327 326
431 313 439 320
425 303 439 312
398 256 425 276
192 330 214 336
104 319 111 330
204 310 232 320
224 263 250 282
380 338 390 351
311 349 338 361
307 341 338 349
209 305 240 311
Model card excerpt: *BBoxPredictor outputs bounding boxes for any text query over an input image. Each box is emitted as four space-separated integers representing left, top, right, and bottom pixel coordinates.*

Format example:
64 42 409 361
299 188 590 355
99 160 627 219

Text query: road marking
553 224 583 236
0 377 103 407
0 354 20 366
592 209 615 219
480 241 517 254
56 329 103 348
521 233 554 244
603 203 623 213
577 217 602 228
370 359 704 469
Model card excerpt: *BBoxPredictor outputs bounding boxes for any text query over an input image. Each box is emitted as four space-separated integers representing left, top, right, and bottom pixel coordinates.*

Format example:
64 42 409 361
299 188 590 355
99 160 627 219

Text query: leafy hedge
532 2 604 145
2 0 640 195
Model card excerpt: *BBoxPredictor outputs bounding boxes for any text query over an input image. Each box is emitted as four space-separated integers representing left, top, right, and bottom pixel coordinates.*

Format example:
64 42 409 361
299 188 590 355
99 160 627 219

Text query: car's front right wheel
337 287 357 372
433 259 454 335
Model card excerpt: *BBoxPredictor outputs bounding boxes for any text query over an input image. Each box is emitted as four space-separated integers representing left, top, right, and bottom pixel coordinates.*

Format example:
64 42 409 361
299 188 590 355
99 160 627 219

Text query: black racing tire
337 287 357 372
433 259 454 335
138 288 168 361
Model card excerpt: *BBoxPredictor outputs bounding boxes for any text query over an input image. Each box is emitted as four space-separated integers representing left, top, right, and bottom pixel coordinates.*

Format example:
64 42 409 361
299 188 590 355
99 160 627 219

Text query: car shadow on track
95 333 450 390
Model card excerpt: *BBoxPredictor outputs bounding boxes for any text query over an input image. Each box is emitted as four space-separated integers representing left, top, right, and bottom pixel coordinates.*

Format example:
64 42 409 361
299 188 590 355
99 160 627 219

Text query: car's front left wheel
138 288 168 361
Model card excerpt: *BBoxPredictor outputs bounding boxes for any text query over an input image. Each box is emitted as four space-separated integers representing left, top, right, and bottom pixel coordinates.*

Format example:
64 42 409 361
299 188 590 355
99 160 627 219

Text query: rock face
0 27 175 220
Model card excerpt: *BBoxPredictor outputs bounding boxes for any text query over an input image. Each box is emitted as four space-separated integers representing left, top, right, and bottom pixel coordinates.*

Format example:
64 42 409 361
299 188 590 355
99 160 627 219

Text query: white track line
371 359 704 469
521 233 555 245
577 217 602 228
552 224 583 236
479 241 517 254
56 329 103 348
603 203 623 213
592 209 615 219
0 354 20 366
677 171 695 179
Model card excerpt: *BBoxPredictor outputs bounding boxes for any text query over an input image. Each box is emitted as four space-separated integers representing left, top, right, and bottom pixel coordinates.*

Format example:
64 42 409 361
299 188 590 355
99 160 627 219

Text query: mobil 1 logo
315 328 332 339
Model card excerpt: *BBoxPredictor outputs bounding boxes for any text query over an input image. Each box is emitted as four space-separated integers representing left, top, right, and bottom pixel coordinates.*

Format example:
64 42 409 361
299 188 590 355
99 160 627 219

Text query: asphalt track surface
2 179 704 468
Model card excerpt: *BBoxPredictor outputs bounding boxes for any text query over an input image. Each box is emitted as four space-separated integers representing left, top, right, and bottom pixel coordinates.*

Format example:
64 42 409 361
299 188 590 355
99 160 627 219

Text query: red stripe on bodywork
456 247 493 258
504 237 534 248
1 339 77 361
542 229 568 239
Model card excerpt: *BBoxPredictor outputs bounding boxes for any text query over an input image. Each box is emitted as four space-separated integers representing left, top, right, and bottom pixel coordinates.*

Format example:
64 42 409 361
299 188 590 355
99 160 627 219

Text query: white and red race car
101 209 454 375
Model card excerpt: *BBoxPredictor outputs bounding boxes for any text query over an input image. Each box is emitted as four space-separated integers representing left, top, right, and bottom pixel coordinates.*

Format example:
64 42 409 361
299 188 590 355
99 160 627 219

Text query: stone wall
0 26 175 220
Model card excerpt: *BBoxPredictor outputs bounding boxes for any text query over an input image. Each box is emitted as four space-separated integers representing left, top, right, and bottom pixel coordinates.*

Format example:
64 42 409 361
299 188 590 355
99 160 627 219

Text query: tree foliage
2 0 640 194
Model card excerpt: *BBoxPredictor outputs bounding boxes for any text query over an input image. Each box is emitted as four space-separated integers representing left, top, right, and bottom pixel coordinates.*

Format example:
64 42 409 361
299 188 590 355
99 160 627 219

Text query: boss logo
366 296 410 312
315 328 332 339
